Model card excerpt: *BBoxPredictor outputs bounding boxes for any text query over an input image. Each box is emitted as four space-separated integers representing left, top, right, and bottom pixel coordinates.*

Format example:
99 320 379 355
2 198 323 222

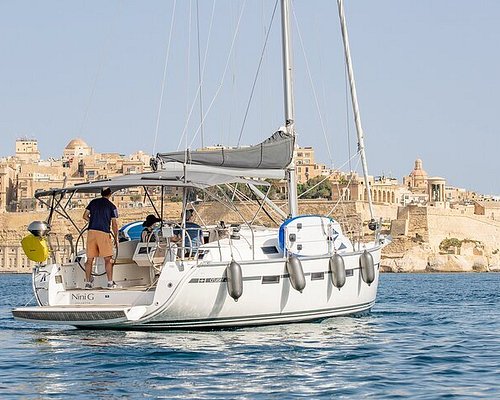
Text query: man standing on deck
83 187 119 289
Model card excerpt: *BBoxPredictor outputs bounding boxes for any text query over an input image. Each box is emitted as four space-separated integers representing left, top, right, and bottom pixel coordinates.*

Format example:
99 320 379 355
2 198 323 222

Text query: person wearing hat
83 187 119 289
141 214 161 242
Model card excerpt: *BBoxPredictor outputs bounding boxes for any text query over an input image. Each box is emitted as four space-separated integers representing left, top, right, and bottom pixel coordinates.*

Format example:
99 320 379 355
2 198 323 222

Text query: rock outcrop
381 237 499 273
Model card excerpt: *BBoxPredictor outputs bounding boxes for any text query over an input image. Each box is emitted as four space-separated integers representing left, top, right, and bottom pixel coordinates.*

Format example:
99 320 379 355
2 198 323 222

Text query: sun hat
142 214 161 227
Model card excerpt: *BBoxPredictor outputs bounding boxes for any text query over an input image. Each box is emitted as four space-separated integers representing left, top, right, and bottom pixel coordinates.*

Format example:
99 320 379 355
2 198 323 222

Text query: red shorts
87 229 114 258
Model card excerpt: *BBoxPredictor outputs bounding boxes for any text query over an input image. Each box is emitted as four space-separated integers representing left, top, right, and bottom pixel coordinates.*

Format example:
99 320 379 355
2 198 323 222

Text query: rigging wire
196 0 205 148
344 63 353 172
177 0 218 150
225 184 276 227
227 0 238 147
297 151 359 199
78 2 123 138
186 0 194 153
326 156 362 244
186 0 248 150
292 7 334 166
326 155 361 216
152 0 178 156
236 0 278 146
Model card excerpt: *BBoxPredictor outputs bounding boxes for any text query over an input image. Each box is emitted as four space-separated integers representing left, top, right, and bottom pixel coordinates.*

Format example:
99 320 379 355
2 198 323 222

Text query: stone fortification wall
426 207 500 251
4 199 500 274
356 202 399 223
0 200 369 273
381 205 500 273
395 205 500 252
404 206 429 242
299 200 361 235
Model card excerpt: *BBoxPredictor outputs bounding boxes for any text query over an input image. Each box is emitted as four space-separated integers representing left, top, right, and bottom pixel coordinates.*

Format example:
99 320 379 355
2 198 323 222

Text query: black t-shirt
86 197 118 233
141 227 156 242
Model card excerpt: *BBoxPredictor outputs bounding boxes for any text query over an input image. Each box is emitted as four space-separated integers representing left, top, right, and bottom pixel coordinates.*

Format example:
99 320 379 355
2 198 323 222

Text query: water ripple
0 273 499 398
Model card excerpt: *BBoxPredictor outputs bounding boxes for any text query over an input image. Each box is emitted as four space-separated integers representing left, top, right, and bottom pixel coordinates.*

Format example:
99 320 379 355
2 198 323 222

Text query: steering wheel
144 223 183 268
75 227 119 276
145 229 159 268
170 222 194 258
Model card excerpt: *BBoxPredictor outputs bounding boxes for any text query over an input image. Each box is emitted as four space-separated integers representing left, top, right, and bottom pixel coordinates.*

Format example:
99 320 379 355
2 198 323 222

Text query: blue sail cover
157 130 294 170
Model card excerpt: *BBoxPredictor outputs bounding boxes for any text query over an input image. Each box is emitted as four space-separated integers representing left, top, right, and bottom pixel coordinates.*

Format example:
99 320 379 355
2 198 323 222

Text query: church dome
65 138 88 149
409 158 428 178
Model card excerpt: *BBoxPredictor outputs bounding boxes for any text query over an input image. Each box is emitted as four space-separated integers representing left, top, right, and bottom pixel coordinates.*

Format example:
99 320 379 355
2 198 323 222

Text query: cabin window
261 246 279 254
311 272 324 281
262 275 280 284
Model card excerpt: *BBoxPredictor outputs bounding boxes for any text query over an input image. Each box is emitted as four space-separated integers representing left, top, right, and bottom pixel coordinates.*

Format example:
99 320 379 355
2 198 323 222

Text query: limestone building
403 158 428 193
62 138 93 161
446 186 469 204
295 146 330 184
0 137 158 212
331 172 405 205
427 176 446 207
474 200 500 220
15 137 40 163
0 165 16 212
0 245 31 272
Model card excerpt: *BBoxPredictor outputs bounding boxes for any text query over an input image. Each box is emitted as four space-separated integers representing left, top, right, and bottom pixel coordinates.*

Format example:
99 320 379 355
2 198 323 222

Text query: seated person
141 214 161 242
172 209 202 255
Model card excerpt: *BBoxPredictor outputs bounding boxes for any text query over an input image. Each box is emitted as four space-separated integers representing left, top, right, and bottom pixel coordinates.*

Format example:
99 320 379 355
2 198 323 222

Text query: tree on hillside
298 176 332 199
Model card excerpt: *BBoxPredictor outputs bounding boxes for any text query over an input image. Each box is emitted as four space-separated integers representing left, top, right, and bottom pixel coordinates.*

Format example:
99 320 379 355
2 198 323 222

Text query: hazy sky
1 1 498 195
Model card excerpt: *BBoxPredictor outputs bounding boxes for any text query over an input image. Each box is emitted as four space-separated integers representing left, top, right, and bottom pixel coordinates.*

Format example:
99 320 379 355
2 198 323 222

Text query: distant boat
13 0 389 329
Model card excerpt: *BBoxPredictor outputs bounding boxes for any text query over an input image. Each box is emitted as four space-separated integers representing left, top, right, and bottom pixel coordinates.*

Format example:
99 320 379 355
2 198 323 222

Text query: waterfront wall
2 200 500 273
426 207 500 251
382 205 500 273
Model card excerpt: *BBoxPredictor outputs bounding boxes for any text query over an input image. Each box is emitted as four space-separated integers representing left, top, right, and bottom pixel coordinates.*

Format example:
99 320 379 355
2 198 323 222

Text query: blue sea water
0 273 498 399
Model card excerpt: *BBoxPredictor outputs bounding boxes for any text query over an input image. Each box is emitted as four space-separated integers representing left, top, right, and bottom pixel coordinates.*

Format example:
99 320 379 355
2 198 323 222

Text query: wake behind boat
13 0 389 330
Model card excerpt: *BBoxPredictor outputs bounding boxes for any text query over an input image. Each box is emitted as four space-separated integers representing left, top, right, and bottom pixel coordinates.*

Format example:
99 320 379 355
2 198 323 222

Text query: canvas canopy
157 130 294 170
34 170 269 198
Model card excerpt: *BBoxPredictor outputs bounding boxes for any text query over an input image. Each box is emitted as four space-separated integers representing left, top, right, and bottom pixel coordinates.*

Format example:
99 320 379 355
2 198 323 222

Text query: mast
281 0 298 217
337 0 375 221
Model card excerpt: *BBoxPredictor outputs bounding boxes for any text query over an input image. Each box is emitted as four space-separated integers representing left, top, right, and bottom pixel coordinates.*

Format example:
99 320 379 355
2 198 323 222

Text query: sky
0 0 499 195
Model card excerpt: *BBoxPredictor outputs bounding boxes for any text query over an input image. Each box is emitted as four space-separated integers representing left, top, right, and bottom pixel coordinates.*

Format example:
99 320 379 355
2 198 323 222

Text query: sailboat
12 0 389 329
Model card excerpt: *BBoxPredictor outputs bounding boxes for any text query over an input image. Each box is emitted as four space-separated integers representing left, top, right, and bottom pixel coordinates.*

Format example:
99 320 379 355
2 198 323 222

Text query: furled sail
157 130 294 170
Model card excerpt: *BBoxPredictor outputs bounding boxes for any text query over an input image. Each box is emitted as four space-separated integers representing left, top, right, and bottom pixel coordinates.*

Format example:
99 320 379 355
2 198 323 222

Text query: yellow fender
21 234 50 262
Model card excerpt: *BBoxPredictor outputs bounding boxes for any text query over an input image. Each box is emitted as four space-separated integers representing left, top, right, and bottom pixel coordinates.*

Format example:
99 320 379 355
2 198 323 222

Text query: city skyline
4 135 494 201
1 1 499 195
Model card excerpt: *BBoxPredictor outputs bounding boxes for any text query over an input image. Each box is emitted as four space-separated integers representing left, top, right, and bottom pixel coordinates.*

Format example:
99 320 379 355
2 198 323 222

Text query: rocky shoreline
380 240 500 273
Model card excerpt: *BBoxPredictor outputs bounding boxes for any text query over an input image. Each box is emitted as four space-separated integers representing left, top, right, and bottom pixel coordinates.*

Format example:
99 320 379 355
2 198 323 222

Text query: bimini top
34 169 269 198
157 130 294 170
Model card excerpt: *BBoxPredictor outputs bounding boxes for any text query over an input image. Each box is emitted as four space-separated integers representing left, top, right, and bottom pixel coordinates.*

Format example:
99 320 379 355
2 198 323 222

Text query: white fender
286 256 306 293
329 253 346 289
359 250 375 285
226 260 243 301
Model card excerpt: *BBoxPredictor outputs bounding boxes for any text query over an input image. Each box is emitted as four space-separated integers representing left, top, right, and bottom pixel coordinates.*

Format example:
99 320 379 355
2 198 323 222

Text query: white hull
13 230 382 330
